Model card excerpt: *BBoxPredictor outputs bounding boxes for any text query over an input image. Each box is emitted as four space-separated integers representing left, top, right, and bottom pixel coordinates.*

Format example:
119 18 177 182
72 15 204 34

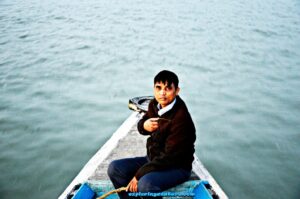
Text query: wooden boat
58 97 228 199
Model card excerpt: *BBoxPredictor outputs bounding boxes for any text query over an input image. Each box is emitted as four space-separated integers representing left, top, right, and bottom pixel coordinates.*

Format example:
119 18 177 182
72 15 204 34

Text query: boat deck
89 117 147 180
88 112 202 181
59 112 228 199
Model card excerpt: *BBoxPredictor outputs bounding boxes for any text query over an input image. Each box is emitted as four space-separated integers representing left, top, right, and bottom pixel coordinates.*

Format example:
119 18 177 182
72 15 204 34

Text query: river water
0 0 300 198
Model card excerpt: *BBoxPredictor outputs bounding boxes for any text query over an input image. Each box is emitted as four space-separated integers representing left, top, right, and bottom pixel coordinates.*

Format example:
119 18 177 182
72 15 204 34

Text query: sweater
135 96 196 180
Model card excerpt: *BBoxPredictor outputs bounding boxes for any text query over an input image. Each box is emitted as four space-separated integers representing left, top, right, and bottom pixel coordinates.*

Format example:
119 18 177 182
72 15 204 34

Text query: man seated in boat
108 70 196 198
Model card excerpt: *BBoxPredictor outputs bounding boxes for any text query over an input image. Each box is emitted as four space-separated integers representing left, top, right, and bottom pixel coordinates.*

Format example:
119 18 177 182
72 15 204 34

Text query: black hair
154 70 179 89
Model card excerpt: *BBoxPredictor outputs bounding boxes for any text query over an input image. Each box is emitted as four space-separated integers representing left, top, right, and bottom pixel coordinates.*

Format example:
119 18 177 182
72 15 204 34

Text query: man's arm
137 100 159 135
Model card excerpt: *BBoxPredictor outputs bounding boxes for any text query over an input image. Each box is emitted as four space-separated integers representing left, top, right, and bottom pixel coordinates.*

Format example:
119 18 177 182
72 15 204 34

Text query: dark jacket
135 96 196 180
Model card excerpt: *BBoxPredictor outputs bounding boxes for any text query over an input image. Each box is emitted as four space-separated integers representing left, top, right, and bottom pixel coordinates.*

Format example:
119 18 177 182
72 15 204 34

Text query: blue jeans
107 156 191 199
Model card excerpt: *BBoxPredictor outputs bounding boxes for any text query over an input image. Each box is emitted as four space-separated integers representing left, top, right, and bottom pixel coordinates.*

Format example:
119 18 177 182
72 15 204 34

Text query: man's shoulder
148 98 157 108
172 97 196 131
174 96 192 118
147 98 158 114
175 96 188 111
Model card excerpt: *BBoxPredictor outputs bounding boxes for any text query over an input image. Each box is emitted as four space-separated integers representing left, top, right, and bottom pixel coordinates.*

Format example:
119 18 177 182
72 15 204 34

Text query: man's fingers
151 119 159 127
150 121 159 126
150 123 159 131
144 118 159 132
150 118 159 122
128 183 136 192
126 183 130 192
127 180 134 192
128 185 132 192
132 181 137 192
151 122 158 126
126 177 138 192
134 184 137 192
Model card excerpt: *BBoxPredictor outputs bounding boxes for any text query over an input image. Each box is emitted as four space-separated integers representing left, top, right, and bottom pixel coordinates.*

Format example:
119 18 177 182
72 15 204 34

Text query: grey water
0 0 300 198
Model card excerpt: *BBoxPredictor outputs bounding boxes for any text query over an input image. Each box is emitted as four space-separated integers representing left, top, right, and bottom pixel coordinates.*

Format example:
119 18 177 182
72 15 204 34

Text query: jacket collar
153 96 182 117
157 98 177 116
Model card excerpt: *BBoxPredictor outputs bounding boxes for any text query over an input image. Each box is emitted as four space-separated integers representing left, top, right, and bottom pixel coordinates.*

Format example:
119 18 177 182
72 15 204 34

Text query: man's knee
107 160 119 178
138 177 161 192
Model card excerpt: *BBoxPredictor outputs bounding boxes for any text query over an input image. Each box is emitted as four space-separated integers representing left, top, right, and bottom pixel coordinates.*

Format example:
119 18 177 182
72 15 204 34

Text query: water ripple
1 0 300 199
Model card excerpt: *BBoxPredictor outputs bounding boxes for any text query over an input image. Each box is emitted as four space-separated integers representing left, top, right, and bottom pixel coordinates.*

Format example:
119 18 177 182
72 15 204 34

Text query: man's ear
176 87 180 95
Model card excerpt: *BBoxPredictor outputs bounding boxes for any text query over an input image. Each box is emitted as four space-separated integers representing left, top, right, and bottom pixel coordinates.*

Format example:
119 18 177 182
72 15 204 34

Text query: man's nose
160 89 166 96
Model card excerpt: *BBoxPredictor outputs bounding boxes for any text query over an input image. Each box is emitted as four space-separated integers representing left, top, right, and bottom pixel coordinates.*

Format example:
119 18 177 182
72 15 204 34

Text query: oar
96 187 127 199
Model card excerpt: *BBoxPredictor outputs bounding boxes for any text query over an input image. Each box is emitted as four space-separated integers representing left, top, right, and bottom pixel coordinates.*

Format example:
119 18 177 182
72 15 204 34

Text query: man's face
154 81 180 108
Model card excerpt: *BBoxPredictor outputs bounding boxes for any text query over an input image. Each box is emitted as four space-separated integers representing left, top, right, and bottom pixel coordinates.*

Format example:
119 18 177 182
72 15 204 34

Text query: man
108 70 196 198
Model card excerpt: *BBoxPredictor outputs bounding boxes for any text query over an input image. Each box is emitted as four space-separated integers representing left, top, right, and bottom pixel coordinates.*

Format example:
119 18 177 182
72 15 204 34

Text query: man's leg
107 156 148 199
138 168 191 193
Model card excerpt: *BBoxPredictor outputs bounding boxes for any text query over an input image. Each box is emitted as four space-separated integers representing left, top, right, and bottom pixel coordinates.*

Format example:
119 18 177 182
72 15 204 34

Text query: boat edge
58 112 140 199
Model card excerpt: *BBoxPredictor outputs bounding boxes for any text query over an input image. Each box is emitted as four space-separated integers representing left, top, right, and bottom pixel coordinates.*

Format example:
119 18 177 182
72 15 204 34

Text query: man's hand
126 177 138 192
143 118 159 132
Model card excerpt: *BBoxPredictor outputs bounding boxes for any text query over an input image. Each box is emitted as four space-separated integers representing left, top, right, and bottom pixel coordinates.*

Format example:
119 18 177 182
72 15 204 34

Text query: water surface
0 0 300 198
